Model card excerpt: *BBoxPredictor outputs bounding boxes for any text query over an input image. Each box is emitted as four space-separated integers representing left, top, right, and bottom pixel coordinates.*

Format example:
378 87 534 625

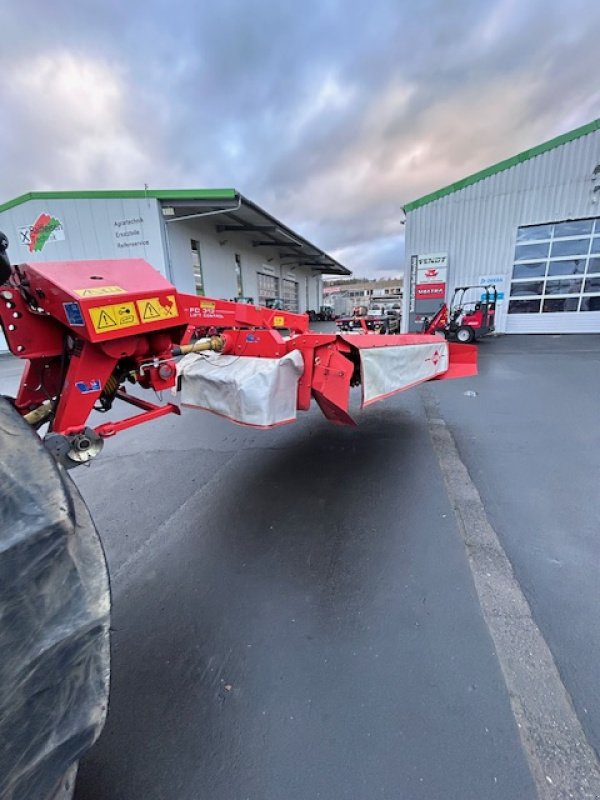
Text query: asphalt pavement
1 333 599 799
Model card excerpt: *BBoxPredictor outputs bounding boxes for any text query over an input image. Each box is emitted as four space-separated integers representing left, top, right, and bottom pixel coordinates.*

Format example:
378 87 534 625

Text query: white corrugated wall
403 128 600 333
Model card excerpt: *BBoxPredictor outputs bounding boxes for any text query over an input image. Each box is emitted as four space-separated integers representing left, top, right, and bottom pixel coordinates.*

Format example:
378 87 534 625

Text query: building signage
415 282 446 300
477 274 505 287
478 274 505 301
408 252 448 331
415 253 447 301
19 213 65 252
409 255 418 312
113 216 149 250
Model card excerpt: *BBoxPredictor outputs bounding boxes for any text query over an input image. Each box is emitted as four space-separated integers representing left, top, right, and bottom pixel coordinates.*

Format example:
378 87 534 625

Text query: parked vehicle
308 305 337 322
337 306 400 335
423 285 497 343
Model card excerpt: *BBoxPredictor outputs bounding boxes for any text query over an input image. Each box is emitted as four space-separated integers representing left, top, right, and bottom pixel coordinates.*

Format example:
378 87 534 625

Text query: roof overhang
0 187 351 277
161 192 351 276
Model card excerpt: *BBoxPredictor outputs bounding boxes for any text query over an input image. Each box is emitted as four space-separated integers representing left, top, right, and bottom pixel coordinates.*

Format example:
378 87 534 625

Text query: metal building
0 188 350 330
402 119 600 334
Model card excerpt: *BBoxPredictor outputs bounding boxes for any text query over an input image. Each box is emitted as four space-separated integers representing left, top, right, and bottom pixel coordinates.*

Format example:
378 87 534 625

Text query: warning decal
74 285 125 297
136 295 179 324
89 302 140 333
273 315 285 327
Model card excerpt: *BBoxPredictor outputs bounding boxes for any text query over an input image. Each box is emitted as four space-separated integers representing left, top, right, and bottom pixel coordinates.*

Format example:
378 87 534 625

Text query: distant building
0 188 351 349
324 277 403 315
403 118 600 333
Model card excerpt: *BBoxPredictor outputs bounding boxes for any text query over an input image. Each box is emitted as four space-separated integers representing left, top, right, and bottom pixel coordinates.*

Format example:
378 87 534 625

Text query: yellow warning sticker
89 302 140 333
74 285 126 297
273 315 285 327
200 300 216 310
136 295 179 324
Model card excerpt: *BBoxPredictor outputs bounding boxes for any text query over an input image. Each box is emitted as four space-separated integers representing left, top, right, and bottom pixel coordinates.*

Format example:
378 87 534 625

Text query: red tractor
423 285 497 344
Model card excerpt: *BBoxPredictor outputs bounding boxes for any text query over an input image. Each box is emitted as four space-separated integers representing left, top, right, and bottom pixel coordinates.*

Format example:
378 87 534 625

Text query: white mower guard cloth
359 340 449 406
178 350 305 428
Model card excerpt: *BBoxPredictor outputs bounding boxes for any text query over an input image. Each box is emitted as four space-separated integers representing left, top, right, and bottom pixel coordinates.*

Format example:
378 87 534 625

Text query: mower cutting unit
0 240 476 469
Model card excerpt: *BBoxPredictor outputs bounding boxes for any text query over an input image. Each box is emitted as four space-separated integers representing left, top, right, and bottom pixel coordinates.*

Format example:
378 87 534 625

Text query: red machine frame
0 256 477 464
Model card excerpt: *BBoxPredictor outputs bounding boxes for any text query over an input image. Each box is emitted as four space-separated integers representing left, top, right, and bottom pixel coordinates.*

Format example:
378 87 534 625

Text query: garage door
257 273 280 306
507 217 600 333
282 279 299 312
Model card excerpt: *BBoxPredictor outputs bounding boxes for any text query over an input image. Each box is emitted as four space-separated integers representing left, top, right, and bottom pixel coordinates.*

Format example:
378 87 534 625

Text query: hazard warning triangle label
142 301 160 320
89 302 140 334
136 295 179 324
97 309 117 329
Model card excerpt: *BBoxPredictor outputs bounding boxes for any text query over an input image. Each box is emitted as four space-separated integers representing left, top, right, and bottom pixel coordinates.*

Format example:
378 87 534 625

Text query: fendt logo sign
19 213 65 252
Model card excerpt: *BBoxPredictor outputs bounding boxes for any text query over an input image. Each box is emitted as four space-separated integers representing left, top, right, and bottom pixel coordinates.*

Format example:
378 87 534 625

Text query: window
234 254 244 297
191 240 204 295
581 296 600 311
509 216 600 315
584 276 600 293
510 281 544 297
544 279 582 295
516 224 553 242
514 242 550 261
257 272 279 306
547 259 586 276
553 220 593 238
550 239 590 258
542 298 579 313
588 257 600 274
508 299 541 313
512 262 546 279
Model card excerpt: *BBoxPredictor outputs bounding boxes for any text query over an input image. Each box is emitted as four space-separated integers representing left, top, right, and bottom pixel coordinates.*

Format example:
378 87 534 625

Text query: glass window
514 242 550 261
547 258 586 276
190 239 204 295
553 219 594 238
508 299 541 314
588 257 600 274
516 224 553 241
550 239 590 258
584 277 600 293
510 281 544 297
512 262 546 279
581 296 600 311
542 297 579 313
590 237 600 254
544 278 582 295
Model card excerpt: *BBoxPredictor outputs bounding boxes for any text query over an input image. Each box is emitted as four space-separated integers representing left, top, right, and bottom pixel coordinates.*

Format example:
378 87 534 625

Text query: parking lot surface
1 333 599 799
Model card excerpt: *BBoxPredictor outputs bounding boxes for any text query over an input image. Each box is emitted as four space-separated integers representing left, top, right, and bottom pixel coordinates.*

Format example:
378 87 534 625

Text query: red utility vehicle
423 285 497 343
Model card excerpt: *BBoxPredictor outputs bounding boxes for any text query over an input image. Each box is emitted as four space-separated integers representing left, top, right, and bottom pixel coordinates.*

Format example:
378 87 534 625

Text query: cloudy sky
1 0 599 278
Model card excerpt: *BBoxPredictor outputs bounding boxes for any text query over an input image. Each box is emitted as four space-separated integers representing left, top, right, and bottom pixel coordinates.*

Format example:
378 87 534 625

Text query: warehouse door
507 217 600 333
282 279 299 311
258 272 279 306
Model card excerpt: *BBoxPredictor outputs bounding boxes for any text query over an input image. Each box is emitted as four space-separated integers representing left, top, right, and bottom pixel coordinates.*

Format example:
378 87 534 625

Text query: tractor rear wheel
0 397 110 800
456 325 475 344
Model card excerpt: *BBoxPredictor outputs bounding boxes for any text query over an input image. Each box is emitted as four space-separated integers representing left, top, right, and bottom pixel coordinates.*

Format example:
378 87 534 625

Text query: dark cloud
1 0 598 276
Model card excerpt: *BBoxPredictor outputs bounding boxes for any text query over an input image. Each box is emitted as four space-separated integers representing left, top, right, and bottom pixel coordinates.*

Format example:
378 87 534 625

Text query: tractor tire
456 325 475 344
0 397 110 800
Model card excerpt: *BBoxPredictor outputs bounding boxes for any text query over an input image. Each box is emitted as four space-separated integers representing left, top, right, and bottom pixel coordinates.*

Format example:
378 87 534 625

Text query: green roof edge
404 118 600 213
0 188 237 214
